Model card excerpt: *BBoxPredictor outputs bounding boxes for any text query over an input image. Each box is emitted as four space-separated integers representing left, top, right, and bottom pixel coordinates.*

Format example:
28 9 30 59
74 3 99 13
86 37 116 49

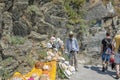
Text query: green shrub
63 0 85 19
26 55 35 67
62 54 69 61
27 5 40 15
63 0 88 34
37 50 47 59
57 66 66 79
0 68 10 80
7 36 26 45
64 0 77 19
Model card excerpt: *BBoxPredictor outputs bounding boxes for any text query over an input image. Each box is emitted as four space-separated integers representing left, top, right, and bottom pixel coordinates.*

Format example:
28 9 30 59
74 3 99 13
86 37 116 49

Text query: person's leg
105 54 110 70
116 64 120 79
102 54 106 71
74 51 78 71
111 63 116 70
69 52 74 66
115 54 120 79
110 54 115 70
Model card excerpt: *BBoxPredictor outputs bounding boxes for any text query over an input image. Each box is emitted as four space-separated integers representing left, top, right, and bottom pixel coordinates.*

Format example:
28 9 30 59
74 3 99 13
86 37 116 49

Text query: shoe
102 67 104 72
105 66 108 70
115 75 119 79
111 63 115 70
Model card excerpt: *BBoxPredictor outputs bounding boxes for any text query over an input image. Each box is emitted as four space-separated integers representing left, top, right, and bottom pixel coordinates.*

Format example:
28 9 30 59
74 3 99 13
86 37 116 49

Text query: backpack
52 43 56 48
105 38 112 54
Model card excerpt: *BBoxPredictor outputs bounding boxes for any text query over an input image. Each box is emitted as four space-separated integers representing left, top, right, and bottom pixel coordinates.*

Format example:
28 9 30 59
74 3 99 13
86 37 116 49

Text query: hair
106 32 110 36
69 34 73 38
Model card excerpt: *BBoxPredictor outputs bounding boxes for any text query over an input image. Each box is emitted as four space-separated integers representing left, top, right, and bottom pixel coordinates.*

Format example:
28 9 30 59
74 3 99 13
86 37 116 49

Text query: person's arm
101 39 104 54
75 38 79 52
112 39 115 51
100 44 103 54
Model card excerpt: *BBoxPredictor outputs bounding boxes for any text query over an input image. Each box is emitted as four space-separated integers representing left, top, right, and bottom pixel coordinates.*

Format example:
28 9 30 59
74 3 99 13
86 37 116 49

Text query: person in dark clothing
101 32 113 72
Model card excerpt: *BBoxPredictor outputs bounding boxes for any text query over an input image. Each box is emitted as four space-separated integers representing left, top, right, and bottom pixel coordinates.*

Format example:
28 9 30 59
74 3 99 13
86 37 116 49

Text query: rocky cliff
0 0 120 79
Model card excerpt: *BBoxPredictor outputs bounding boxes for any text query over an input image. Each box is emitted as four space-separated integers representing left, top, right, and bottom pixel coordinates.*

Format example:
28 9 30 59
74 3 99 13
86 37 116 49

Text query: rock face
86 3 107 20
86 1 115 20
0 0 120 79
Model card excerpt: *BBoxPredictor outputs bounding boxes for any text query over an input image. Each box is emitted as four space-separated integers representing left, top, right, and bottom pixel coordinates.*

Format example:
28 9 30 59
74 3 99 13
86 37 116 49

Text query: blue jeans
102 53 110 62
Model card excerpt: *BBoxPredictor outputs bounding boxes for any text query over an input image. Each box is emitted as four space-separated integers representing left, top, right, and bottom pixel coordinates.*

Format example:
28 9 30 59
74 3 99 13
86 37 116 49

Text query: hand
77 51 79 54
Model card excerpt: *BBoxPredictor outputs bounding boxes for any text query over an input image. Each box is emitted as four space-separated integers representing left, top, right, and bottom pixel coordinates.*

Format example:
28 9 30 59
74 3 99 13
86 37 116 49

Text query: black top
102 38 112 52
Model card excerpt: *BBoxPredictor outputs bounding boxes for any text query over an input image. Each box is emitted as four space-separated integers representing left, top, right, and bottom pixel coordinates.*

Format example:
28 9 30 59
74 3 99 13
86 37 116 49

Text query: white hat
69 31 73 35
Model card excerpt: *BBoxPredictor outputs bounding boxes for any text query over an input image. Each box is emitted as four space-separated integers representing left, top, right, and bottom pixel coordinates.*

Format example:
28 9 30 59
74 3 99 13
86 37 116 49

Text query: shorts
102 53 110 62
115 54 120 64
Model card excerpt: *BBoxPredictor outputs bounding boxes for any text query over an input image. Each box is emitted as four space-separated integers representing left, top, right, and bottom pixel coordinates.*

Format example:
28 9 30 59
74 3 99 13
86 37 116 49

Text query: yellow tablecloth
11 61 57 80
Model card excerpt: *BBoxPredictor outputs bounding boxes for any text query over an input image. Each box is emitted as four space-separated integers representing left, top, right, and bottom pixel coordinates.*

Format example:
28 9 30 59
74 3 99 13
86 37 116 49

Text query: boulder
86 3 108 20
28 31 48 41
86 30 106 55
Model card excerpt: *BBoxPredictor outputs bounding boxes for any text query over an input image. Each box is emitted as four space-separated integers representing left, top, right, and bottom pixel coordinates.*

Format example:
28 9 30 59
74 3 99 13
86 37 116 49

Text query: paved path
69 64 117 80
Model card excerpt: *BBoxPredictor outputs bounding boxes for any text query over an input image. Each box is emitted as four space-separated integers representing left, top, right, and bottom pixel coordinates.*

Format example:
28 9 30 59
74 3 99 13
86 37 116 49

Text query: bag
110 54 115 63
105 38 112 54
52 44 56 48
105 48 112 54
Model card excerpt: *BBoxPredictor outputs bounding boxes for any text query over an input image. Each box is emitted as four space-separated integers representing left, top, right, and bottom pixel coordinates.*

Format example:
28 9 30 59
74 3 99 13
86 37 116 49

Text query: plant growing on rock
63 0 88 34
0 68 10 80
7 35 26 45
27 5 40 15
26 55 35 67
37 50 47 60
